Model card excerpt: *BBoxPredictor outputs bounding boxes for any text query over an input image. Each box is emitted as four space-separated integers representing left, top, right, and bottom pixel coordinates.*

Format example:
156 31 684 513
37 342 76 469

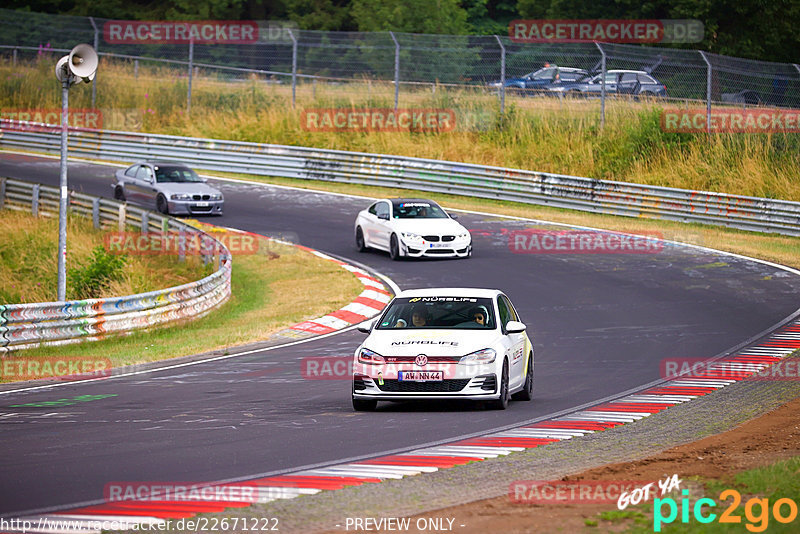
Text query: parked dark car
551 70 667 97
721 90 763 105
489 66 589 95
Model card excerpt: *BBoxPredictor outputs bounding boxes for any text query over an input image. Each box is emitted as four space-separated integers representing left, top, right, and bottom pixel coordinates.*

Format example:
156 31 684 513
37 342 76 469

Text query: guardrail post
178 225 186 262
187 38 194 115
92 198 100 228
89 16 99 109
141 211 149 233
699 51 712 134
0 178 5 210
595 42 606 129
389 31 400 112
32 184 40 217
134 59 139 79
118 203 126 233
494 35 506 114
161 216 168 234
287 29 298 109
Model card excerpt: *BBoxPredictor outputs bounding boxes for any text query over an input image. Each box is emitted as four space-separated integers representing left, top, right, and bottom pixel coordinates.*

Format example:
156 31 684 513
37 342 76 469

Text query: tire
353 397 377 411
490 360 510 410
156 194 169 215
389 234 401 261
114 186 126 202
512 351 534 401
355 226 367 252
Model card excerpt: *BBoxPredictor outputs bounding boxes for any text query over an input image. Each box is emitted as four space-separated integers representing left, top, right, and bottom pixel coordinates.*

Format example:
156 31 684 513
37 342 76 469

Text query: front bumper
352 372 499 401
168 199 224 216
400 237 472 258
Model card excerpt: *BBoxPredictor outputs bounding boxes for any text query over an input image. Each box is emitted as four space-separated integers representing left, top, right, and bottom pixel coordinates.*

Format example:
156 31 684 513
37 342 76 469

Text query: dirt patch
376 394 800 533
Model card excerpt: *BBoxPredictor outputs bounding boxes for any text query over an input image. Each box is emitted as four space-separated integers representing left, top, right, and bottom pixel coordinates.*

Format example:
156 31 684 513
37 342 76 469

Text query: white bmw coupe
352 288 534 411
354 198 472 259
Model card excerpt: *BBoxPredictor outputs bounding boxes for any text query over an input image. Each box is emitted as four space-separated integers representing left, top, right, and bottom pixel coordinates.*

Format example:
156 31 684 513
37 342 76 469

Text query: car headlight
401 232 424 243
457 232 470 240
210 193 223 201
170 194 191 200
358 348 385 365
459 348 496 365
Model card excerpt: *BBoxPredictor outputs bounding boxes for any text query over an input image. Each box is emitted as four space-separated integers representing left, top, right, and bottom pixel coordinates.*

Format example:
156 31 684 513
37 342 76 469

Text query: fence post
118 203 126 233
389 31 399 112
494 35 506 114
32 184 40 217
12 47 17 66
92 198 100 228
595 42 606 129
134 59 138 78
178 225 186 262
699 51 712 134
0 178 5 210
187 38 194 114
312 77 317 99
89 16 99 109
287 29 298 108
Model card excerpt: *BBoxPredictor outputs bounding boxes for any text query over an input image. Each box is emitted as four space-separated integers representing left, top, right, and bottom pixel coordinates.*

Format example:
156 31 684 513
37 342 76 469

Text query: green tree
351 0 470 34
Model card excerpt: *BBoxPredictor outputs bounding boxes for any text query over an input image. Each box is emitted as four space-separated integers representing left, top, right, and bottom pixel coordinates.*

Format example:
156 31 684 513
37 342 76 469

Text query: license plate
195 202 210 207
398 371 443 382
429 243 450 248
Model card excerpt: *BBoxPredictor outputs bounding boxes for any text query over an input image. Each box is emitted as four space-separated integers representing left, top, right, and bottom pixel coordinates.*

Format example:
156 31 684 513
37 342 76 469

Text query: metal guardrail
1 122 799 236
0 176 232 351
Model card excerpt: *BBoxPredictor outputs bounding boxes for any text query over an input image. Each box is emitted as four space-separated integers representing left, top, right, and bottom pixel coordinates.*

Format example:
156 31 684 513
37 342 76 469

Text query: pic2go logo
654 489 798 532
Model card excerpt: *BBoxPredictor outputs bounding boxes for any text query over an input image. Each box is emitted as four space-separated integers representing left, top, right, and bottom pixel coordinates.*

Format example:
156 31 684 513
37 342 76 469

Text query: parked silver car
112 161 224 216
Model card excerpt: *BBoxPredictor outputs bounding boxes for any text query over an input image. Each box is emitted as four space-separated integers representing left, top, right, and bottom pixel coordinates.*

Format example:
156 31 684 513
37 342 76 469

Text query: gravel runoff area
204 356 800 534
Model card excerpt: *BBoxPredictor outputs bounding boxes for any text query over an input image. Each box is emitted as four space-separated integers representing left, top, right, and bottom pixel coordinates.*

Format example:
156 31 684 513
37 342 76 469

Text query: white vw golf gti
354 198 472 259
352 288 534 411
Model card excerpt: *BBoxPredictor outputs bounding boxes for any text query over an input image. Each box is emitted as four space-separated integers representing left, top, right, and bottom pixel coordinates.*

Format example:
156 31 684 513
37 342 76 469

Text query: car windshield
531 67 556 80
376 297 496 330
392 201 448 219
154 166 203 183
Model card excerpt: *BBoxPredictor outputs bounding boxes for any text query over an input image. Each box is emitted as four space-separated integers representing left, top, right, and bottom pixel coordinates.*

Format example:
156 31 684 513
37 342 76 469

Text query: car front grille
423 235 440 242
442 235 456 242
377 379 471 393
192 194 211 200
190 206 213 212
425 249 454 255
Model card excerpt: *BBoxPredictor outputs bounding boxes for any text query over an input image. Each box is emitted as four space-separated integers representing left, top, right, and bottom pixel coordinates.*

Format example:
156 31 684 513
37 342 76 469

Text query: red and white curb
7 320 799 533
285 246 392 336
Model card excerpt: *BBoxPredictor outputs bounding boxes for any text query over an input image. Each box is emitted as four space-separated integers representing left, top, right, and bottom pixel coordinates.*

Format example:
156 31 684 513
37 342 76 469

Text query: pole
187 38 194 114
699 51 712 134
595 42 606 129
89 17 99 109
389 32 399 112
288 29 297 108
494 35 506 114
57 75 70 301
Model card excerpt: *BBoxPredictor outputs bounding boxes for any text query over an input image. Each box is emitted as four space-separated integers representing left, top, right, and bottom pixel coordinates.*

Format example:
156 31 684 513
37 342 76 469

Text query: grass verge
2 58 799 201
1 212 364 381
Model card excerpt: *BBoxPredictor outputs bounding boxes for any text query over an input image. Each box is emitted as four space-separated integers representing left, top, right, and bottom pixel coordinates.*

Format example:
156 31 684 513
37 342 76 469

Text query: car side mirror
378 213 389 221
449 214 458 220
357 319 376 334
506 320 526 334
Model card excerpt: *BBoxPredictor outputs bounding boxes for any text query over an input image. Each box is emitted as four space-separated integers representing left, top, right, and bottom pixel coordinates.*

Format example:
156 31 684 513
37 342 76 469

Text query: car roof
385 198 442 205
394 288 503 299
135 160 192 167
606 69 648 74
